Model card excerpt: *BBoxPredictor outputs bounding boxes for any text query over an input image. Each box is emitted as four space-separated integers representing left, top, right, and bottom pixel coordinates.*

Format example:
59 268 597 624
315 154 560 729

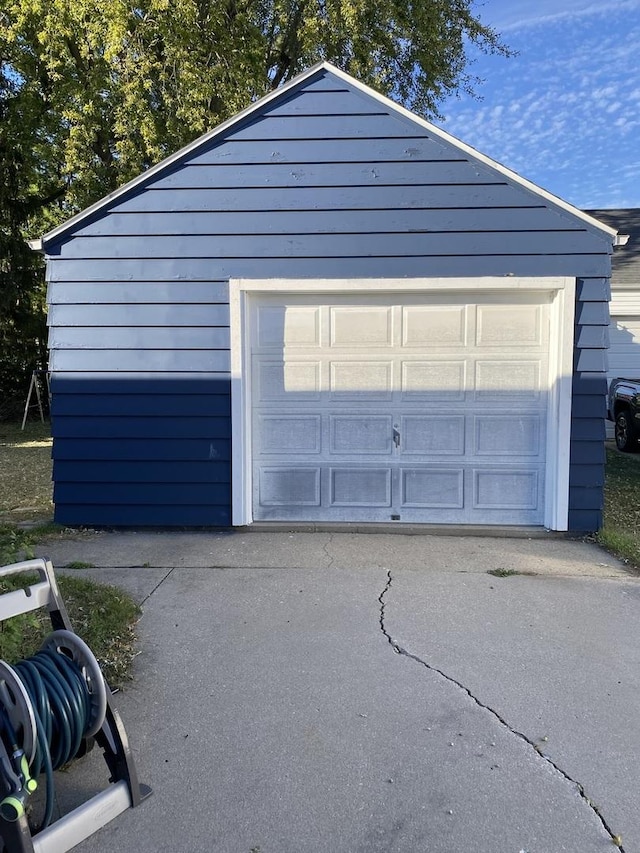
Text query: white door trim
230 277 575 530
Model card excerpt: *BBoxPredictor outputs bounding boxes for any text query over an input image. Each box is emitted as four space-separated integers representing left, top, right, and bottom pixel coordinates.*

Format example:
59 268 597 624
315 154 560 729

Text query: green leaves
3 0 511 232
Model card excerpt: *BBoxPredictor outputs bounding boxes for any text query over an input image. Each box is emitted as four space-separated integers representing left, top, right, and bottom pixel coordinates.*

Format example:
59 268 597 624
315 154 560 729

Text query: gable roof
584 209 640 285
31 61 620 251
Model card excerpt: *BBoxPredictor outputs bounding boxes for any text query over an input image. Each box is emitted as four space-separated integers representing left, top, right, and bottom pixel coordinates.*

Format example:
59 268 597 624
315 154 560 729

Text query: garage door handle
393 427 401 448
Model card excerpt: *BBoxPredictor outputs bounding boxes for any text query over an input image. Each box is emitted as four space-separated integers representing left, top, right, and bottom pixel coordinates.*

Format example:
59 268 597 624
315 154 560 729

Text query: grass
0 420 140 685
0 420 53 522
596 446 640 571
0 571 140 688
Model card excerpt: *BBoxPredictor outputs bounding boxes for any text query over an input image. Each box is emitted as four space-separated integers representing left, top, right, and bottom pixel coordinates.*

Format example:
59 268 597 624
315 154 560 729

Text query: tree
1 0 510 219
0 58 51 412
0 0 510 413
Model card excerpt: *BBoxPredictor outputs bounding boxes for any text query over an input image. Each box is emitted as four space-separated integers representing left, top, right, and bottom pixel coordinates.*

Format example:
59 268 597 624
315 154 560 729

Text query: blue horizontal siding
53 438 231 461
576 302 609 325
229 114 422 139
54 482 229 505
572 373 609 395
43 68 613 531
570 418 606 442
49 350 230 372
50 374 229 395
575 326 609 348
264 89 383 115
49 327 230 350
109 184 542 214
571 275 609 532
53 460 230 482
575 350 608 372
568 487 603 510
50 374 232 526
57 231 599 260
569 465 605 487
71 208 585 238
569 441 606 465
55 505 230 526
298 76 350 92
153 161 494 189
48 304 229 326
567 509 602 531
51 393 231 417
188 137 464 165
47 256 612 281
48 282 229 304
577 278 611 300
570 395 607 418
54 416 230 439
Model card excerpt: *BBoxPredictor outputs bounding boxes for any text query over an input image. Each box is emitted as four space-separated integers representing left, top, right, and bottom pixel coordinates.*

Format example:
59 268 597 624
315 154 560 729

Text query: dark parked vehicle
608 378 640 451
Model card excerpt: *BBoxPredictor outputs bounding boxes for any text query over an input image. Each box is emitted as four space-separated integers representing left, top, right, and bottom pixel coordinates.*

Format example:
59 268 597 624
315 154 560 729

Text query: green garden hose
5 648 94 830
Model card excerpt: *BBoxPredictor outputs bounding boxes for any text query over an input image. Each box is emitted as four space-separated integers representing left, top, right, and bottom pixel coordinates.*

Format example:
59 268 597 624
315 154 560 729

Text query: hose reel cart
0 559 151 853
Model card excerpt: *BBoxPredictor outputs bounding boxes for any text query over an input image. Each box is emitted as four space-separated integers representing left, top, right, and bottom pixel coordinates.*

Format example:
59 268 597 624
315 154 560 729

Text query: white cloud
480 0 640 32
440 5 640 206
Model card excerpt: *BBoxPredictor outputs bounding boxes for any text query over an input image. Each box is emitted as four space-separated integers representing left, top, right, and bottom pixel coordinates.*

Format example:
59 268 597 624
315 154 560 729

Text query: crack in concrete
140 567 175 605
322 533 335 570
378 569 625 851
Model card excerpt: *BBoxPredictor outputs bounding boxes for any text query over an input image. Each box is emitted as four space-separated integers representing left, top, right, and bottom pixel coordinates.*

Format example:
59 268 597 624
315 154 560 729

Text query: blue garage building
32 63 622 531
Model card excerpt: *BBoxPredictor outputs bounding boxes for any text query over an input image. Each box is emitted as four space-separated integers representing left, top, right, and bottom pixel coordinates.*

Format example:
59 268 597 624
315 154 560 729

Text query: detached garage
32 63 622 532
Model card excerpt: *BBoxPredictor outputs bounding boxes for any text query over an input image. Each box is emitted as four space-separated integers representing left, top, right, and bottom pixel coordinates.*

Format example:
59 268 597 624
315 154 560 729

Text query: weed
487 568 520 578
0 524 36 564
65 560 96 570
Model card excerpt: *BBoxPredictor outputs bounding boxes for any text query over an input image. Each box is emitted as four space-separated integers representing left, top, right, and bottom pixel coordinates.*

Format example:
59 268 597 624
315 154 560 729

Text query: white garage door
250 292 550 525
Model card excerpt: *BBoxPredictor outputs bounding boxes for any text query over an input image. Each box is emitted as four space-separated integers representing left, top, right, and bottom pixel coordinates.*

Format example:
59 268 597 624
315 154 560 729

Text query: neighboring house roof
585 209 640 286
31 62 620 252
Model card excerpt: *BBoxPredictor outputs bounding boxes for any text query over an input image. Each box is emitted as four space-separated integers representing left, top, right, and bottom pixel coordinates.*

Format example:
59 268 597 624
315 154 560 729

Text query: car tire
615 410 640 452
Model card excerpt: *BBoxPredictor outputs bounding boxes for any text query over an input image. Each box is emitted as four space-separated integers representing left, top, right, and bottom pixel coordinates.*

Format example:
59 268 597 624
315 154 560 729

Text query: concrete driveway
35 530 640 853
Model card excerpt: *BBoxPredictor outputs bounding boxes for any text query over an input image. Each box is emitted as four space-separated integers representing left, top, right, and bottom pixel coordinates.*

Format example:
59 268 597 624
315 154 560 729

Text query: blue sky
439 0 640 209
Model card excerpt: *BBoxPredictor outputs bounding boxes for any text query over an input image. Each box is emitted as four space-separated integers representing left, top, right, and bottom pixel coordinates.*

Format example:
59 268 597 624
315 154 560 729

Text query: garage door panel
474 415 542 456
401 361 466 400
257 305 321 348
473 469 540 510
402 306 466 347
330 415 393 455
259 467 321 506
257 360 321 399
401 415 465 455
330 467 391 507
330 361 393 398
258 415 321 454
476 304 543 346
330 306 393 346
475 360 542 400
401 468 464 508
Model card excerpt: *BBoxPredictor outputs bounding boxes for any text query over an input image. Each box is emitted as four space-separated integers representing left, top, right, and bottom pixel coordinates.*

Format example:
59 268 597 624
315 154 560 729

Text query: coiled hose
11 648 93 830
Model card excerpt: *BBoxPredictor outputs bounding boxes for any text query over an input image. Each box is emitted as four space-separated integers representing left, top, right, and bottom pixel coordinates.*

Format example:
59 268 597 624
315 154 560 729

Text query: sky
439 0 640 209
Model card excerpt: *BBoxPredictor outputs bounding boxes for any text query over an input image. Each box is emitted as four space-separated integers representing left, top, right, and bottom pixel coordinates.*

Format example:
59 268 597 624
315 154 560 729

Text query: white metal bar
32 781 131 853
